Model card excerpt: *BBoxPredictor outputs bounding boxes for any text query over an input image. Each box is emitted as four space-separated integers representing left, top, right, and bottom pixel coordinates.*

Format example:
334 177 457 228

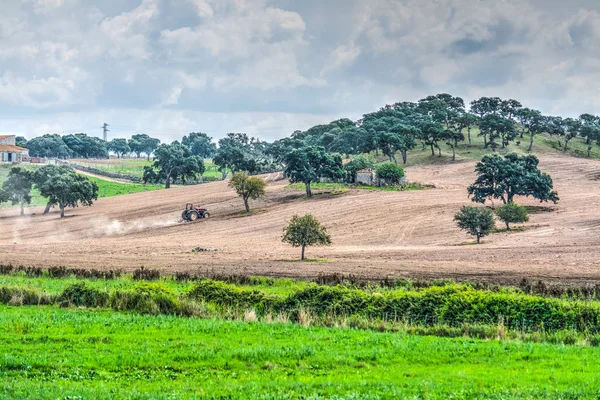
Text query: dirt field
1 154 600 285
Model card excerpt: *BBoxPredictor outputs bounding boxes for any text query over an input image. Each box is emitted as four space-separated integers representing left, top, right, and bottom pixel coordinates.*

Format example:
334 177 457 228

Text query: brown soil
1 154 600 285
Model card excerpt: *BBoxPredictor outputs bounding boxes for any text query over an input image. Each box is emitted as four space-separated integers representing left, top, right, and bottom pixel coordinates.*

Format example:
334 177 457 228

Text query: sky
1 0 599 143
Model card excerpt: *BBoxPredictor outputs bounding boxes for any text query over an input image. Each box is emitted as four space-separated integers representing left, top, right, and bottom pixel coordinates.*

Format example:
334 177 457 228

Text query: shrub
343 155 375 183
110 283 179 315
58 283 109 307
187 280 280 315
496 202 529 230
375 163 405 185
0 286 44 305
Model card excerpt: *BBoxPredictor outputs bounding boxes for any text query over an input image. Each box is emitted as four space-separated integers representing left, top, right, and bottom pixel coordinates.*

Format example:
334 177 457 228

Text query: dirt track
1 154 600 285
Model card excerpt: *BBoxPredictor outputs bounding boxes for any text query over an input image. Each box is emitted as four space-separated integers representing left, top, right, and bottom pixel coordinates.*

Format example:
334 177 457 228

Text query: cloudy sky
1 0 599 142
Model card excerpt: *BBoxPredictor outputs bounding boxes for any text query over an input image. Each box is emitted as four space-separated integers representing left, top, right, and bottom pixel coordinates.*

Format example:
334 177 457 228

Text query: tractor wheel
181 211 188 221
203 212 210 219
189 211 199 221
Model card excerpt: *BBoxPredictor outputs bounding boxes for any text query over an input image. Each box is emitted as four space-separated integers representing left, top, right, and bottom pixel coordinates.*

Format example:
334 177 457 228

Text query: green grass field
0 164 162 210
2 305 600 399
72 158 225 181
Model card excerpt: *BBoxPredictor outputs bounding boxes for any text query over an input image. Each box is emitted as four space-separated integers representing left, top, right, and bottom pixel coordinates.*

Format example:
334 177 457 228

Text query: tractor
181 203 210 222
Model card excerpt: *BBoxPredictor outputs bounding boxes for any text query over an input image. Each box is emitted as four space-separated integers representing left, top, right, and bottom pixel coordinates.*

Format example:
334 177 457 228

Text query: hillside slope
1 155 599 284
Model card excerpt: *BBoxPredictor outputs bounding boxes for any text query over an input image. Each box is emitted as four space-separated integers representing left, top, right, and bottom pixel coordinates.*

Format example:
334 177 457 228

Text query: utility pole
102 123 110 142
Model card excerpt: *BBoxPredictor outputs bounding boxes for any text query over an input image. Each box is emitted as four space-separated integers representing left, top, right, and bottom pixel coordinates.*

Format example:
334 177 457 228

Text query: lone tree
496 202 529 231
43 172 99 217
283 146 344 197
229 172 267 212
454 206 495 244
468 153 559 204
0 167 34 216
282 214 332 260
375 162 405 185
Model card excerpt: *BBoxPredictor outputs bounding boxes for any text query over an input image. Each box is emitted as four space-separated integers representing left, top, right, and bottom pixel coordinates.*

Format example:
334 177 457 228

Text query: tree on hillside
446 130 465 161
229 172 267 212
455 112 479 145
496 202 529 231
479 114 516 150
283 146 344 197
107 138 131 158
213 147 258 178
26 134 72 159
419 121 449 157
282 214 332 260
0 167 34 216
468 153 559 204
500 99 523 120
143 143 204 188
562 118 582 151
470 97 503 117
515 108 545 151
33 164 75 214
454 206 495 244
43 172 99 217
182 132 217 158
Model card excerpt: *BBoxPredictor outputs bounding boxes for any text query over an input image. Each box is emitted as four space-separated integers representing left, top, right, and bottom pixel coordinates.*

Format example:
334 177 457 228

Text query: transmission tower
102 123 110 141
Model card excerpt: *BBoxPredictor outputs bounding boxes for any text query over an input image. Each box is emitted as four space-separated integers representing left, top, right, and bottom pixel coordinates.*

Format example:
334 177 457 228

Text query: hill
1 153 599 285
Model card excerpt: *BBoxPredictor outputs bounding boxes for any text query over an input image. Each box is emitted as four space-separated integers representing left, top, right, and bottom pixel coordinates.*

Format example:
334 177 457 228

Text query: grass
1 306 600 399
287 182 427 194
72 158 224 181
0 164 162 210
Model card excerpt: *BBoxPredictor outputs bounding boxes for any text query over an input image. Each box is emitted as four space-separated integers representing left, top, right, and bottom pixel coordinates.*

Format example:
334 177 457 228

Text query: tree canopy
0 167 34 216
229 172 267 212
468 153 559 204
143 143 204 188
282 214 332 260
35 167 99 217
283 146 344 197
107 138 131 158
455 206 496 244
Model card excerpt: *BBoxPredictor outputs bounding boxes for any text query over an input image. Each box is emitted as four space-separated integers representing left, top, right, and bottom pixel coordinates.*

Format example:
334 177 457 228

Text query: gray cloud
0 0 599 141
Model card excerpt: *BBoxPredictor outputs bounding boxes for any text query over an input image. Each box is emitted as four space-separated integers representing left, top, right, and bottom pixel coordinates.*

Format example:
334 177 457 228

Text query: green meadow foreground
2 270 600 398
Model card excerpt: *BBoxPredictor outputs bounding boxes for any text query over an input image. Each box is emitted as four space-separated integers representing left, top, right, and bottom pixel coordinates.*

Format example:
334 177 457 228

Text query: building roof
357 169 374 173
0 135 15 139
0 145 27 152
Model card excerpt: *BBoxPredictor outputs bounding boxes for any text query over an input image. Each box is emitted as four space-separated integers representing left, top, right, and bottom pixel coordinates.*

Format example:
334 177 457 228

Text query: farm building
356 169 375 185
0 135 29 163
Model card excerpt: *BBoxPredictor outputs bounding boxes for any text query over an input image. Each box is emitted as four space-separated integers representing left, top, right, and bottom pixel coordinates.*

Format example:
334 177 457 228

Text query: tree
282 214 332 260
470 97 503 117
63 133 108 158
33 164 75 214
107 138 131 158
15 136 28 148
375 162 405 185
479 114 516 150
182 132 217 158
468 153 559 204
43 172 99 217
143 143 204 188
213 147 259 178
446 130 465 161
419 121 448 157
283 146 344 197
496 202 529 231
454 206 495 244
0 167 34 216
26 134 72 159
455 112 479 145
229 172 267 212
129 134 160 160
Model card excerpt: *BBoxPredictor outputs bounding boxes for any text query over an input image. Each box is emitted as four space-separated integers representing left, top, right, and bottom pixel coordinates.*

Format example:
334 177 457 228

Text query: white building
0 135 29 163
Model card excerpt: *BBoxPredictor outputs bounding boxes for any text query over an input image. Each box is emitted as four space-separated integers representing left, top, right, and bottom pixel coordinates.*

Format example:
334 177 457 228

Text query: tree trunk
44 202 52 214
305 183 312 197
401 150 407 164
301 245 306 261
20 202 24 216
437 146 442 157
451 145 456 162
505 221 510 231
430 144 435 156
528 133 534 152
467 127 472 145
483 134 487 147
60 203 65 218
165 173 171 189
588 146 592 158
564 138 571 151
243 197 250 212
476 234 481 244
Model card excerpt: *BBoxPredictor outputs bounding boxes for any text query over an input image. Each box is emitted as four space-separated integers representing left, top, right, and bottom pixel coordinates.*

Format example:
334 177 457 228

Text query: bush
110 283 179 315
343 155 375 183
375 163 405 185
187 280 280 315
0 286 44 305
496 202 529 230
58 283 109 307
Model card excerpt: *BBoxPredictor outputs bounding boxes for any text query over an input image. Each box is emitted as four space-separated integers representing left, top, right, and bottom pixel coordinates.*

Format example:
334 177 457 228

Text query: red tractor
181 203 210 222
